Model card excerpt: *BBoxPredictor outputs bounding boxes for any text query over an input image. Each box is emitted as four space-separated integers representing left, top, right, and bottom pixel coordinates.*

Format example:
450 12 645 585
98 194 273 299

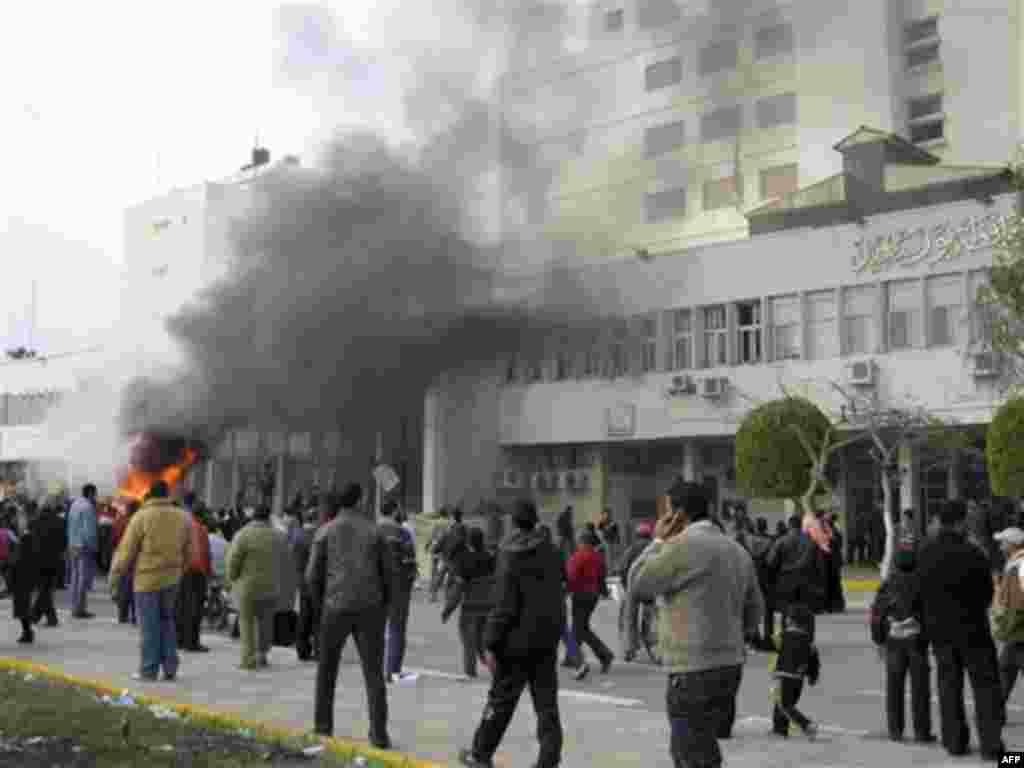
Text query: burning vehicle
114 432 205 504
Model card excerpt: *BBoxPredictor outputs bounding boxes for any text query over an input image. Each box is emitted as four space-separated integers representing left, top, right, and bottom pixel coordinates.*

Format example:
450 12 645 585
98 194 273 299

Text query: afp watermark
1002 751 1024 765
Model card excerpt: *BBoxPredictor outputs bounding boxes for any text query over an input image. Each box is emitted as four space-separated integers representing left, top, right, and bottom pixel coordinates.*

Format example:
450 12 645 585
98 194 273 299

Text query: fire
117 447 199 502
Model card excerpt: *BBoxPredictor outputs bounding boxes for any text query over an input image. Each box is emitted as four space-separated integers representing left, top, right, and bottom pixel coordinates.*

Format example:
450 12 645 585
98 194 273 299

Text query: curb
0 657 442 768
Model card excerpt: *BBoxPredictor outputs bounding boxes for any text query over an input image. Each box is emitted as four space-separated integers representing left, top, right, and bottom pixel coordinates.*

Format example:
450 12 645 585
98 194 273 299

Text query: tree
977 158 1024 385
987 397 1024 498
735 396 862 556
828 384 969 580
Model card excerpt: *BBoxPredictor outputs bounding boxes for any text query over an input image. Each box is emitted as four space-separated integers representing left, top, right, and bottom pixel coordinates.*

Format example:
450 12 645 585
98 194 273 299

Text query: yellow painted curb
0 657 442 768
843 579 880 593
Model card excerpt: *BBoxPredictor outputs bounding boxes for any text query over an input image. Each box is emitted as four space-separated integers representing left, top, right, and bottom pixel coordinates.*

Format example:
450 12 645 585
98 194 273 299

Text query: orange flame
117 447 199 502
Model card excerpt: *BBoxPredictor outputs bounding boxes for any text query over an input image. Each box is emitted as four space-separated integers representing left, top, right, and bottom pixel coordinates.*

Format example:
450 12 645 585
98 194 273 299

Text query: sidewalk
0 596 999 767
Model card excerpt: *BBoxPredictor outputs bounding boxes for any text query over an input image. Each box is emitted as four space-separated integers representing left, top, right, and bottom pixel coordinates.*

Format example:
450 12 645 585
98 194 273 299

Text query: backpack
871 576 921 645
383 524 418 585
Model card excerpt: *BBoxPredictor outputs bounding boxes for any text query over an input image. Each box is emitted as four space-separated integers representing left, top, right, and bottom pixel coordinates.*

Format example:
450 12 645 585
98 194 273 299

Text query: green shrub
988 397 1024 497
735 397 831 500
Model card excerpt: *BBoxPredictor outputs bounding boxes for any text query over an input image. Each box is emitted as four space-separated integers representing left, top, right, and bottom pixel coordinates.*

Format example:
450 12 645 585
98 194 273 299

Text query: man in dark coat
291 501 323 661
913 499 1004 760
765 514 827 614
459 499 565 768
307 483 394 748
10 505 40 643
30 498 66 627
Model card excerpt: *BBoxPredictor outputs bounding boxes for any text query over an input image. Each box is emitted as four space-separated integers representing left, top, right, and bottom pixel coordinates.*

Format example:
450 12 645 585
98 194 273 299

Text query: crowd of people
2 477 1021 767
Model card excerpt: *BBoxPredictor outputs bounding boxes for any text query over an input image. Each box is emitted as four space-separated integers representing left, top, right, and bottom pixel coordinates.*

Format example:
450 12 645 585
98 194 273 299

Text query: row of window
0 392 64 427
645 163 798 222
643 23 794 92
506 270 992 383
904 16 943 146
642 93 796 158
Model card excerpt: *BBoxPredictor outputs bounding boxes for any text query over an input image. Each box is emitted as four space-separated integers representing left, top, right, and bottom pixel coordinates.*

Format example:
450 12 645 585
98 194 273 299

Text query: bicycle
639 599 662 666
204 577 237 634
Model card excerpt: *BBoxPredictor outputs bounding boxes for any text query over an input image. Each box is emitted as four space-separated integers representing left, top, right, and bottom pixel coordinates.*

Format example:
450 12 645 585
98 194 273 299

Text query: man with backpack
870 542 934 744
379 499 418 683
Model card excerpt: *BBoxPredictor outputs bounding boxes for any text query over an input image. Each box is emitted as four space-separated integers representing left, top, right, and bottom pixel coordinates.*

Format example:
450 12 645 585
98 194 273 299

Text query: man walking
67 483 99 619
914 499 1004 760
379 500 418 683
307 483 394 749
109 481 191 682
427 507 451 603
617 521 654 662
630 480 764 768
459 499 565 768
292 503 323 662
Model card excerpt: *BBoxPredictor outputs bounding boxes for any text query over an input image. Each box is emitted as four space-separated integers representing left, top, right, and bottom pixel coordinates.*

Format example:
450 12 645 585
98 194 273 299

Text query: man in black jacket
307 483 394 749
765 514 826 614
31 499 65 627
291 501 323 661
913 499 1004 760
459 499 564 768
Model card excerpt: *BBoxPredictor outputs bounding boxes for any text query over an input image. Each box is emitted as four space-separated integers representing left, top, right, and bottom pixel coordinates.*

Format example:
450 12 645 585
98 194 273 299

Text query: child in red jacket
567 531 614 680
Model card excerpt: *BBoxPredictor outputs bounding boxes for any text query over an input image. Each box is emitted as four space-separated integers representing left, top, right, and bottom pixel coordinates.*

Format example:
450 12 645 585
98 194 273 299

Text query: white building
499 0 1024 269
425 127 1018 542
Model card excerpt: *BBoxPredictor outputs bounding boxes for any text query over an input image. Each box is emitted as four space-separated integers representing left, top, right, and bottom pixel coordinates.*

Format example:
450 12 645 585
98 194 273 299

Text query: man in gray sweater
631 480 763 768
307 483 394 748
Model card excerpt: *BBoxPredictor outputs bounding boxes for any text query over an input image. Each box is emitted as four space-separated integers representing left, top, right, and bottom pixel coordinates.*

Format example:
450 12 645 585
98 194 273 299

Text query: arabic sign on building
852 212 1013 275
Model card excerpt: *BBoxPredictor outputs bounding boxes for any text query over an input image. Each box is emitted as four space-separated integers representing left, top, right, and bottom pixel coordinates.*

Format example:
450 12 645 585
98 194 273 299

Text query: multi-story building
498 0 1024 270
425 126 1018 541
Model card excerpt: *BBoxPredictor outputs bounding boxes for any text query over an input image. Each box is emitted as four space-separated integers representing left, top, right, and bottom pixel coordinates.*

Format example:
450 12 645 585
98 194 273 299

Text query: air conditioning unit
700 377 728 399
970 351 1000 378
496 470 523 490
667 375 694 397
565 469 591 494
544 471 562 492
847 359 875 387
530 472 544 491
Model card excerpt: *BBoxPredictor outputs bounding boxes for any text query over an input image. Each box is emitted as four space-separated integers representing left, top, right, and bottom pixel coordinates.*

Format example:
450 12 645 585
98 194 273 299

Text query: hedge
988 397 1024 497
735 396 831 500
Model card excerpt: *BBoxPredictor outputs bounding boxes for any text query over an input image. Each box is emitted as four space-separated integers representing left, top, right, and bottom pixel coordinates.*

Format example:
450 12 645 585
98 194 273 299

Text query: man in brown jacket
307 483 394 748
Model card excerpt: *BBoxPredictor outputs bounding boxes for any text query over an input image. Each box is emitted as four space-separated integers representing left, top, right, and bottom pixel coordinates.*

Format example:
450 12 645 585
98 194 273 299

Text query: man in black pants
31 500 66 627
459 499 564 768
307 483 394 749
292 501 327 661
914 499 1005 760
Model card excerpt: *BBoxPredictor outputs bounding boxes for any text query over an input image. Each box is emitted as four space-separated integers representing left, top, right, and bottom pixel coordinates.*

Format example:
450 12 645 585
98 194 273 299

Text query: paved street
0 582 1017 766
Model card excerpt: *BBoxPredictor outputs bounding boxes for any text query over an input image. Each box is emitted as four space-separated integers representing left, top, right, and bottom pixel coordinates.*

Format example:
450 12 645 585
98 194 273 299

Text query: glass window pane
756 24 794 58
756 93 797 129
701 106 741 142
644 120 686 157
645 57 682 91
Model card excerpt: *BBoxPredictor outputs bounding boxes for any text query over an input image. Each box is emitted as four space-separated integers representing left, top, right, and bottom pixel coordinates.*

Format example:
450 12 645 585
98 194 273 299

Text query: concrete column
899 439 920 535
682 440 701 482
273 452 286 518
230 431 241 508
423 384 443 516
204 461 215 508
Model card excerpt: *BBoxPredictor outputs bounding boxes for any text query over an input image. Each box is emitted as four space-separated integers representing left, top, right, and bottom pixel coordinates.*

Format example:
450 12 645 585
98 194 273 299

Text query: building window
583 346 602 378
970 270 996 345
888 279 921 350
605 9 624 32
638 316 658 373
699 40 738 76
645 57 682 91
771 295 801 360
554 343 574 380
644 120 685 158
843 285 875 356
671 308 693 370
703 176 738 211
527 360 545 382
756 23 793 59
907 92 944 144
505 359 520 383
760 164 798 200
904 16 939 71
645 186 687 222
703 306 728 367
701 106 741 143
756 92 797 129
926 274 962 347
806 290 837 360
608 322 629 377
737 301 762 364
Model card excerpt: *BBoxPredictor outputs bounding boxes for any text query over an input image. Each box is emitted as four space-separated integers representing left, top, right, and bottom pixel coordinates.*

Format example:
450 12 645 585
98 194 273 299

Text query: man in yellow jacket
110 481 191 682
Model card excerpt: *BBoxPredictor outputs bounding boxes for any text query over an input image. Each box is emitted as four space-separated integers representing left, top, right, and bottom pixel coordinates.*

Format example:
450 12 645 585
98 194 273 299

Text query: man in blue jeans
631 480 763 768
67 484 99 619
109 481 192 682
